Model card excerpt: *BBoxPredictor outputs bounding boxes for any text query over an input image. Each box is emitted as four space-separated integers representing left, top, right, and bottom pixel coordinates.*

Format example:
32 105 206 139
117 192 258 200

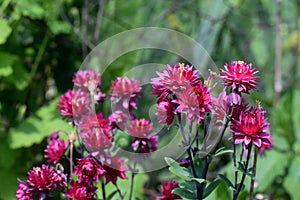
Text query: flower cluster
152 63 212 125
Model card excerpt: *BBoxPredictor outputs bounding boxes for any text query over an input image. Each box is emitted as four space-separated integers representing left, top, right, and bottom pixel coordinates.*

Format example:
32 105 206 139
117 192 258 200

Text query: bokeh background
0 0 299 199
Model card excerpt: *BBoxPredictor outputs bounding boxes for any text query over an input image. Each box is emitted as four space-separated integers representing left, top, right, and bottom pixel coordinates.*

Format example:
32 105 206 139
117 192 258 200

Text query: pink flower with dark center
65 180 96 200
220 61 259 94
109 110 128 131
79 112 112 139
74 158 105 183
128 119 153 137
131 135 158 153
156 99 176 126
103 156 128 185
16 180 33 200
110 77 141 112
26 165 66 191
52 170 67 189
174 82 212 124
44 134 68 165
158 180 181 200
58 89 90 124
212 89 246 128
230 105 271 148
151 63 200 102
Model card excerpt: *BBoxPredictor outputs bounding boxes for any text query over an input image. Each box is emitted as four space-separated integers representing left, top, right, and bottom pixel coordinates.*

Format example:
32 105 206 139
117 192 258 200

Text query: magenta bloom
26 165 67 191
16 180 33 200
110 77 141 112
128 119 153 137
156 99 176 126
131 135 158 153
109 110 128 131
58 89 90 124
220 61 259 94
44 133 68 165
151 63 200 102
73 70 106 102
103 156 128 185
79 112 112 139
65 180 96 200
174 82 212 124
259 134 273 155
74 158 105 183
158 180 181 200
231 105 271 148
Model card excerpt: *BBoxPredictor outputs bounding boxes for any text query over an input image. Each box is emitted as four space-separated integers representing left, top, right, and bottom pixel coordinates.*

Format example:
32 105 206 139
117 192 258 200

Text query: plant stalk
249 147 258 200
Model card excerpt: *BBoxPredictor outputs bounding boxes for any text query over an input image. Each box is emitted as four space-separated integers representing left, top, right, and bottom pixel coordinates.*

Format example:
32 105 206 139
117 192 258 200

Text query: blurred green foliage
1 0 300 199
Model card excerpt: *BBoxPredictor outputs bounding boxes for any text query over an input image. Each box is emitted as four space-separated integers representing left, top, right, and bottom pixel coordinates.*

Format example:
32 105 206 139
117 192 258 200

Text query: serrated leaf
0 18 12 44
203 179 221 199
172 187 197 199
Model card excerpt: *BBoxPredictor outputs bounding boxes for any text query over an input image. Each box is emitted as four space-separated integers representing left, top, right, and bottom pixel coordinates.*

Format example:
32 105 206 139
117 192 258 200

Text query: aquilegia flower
128 119 153 138
44 132 68 165
65 180 97 200
230 104 272 148
16 180 33 200
158 180 181 200
73 70 105 102
58 89 90 124
74 157 105 183
156 99 176 126
109 110 128 131
131 135 158 153
220 61 259 94
103 156 128 185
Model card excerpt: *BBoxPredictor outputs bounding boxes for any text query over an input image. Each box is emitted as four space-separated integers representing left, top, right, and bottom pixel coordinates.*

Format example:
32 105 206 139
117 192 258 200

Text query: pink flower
131 135 158 153
16 180 33 200
44 133 68 165
156 99 176 126
83 129 113 154
58 89 90 124
103 156 128 185
259 134 273 155
128 119 153 137
230 105 271 148
26 165 67 191
220 61 259 94
74 158 105 183
65 180 96 200
73 70 106 102
151 63 200 102
212 89 246 128
109 110 128 131
158 180 181 200
110 77 141 112
174 82 212 124
79 112 112 139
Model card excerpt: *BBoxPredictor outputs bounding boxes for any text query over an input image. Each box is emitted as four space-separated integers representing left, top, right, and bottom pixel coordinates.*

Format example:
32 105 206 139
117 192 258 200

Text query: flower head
230 105 271 148
109 110 128 131
65 180 96 200
44 133 68 165
174 82 212 124
110 77 141 113
16 180 33 200
74 158 105 183
128 119 153 137
156 99 176 126
131 135 158 153
220 61 259 94
103 156 128 185
58 89 90 124
158 180 181 200
26 165 67 191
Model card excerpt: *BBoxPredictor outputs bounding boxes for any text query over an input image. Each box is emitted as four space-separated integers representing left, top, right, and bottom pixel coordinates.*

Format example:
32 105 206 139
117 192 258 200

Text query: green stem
249 147 258 200
233 142 253 200
30 29 51 81
115 184 124 200
129 159 137 200
101 178 106 200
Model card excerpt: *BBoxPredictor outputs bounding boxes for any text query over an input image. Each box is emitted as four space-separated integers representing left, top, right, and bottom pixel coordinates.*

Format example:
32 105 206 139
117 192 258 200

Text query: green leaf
9 98 71 149
283 157 300 200
0 52 16 77
47 21 72 35
213 149 233 157
16 0 44 19
218 174 234 189
165 157 193 181
191 178 206 184
0 18 12 44
203 179 221 199
172 187 197 199
6 63 30 90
